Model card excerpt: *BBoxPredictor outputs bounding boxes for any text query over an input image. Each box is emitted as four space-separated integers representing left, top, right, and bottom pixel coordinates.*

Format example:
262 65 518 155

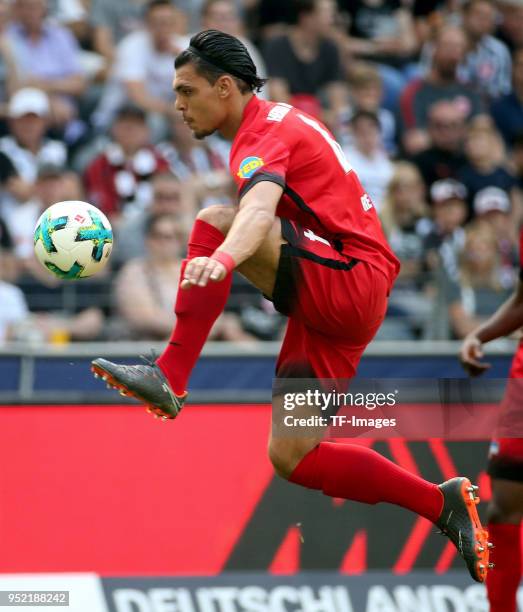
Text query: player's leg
92 205 285 417
155 207 284 389
265 227 491 582
486 452 523 612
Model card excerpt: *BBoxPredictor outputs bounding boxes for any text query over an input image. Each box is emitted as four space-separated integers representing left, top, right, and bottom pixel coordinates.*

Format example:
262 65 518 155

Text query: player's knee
268 444 295 479
267 439 311 480
196 205 237 235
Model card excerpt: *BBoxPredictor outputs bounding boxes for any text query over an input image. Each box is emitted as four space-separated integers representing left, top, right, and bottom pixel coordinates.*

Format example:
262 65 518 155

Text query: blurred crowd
0 0 522 344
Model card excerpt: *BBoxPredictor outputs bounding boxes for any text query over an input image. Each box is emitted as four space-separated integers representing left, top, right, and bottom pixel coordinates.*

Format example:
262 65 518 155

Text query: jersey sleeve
232 130 290 198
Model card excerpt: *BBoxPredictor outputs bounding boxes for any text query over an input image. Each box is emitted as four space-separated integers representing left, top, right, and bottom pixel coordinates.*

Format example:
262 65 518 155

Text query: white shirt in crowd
343 146 393 212
0 281 28 342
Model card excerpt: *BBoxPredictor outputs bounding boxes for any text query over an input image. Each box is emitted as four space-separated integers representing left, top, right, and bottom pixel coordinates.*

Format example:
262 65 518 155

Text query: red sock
156 220 232 394
486 523 522 612
289 442 444 522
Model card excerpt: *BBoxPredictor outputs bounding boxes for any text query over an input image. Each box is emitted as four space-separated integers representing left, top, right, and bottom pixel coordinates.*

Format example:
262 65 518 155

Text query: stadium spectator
459 0 512 100
339 63 397 154
6 164 83 279
254 0 294 39
490 48 523 147
114 171 196 265
84 105 169 221
343 110 393 212
0 250 29 342
0 161 106 343
378 162 432 339
412 0 463 45
6 0 86 128
423 178 467 278
511 132 523 188
0 88 67 218
92 0 188 134
338 0 418 110
472 186 519 288
158 111 233 209
4 164 84 293
423 178 469 338
90 0 149 70
400 25 483 154
200 0 267 98
0 1 19 122
445 220 514 338
0 214 17 282
458 117 521 220
114 212 256 341
410 99 468 190
262 0 347 121
496 0 523 52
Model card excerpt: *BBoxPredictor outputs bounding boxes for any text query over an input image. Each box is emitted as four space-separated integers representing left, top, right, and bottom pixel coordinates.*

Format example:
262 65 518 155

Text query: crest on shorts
237 156 264 179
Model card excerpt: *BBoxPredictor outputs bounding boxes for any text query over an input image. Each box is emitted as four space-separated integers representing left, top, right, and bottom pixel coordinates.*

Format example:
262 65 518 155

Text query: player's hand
459 335 491 377
181 256 227 289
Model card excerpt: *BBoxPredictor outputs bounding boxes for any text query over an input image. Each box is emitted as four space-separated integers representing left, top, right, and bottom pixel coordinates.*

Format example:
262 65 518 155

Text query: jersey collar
238 95 261 130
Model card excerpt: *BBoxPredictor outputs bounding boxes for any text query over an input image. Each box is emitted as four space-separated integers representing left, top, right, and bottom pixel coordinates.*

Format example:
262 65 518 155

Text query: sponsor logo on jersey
361 193 373 211
237 156 264 179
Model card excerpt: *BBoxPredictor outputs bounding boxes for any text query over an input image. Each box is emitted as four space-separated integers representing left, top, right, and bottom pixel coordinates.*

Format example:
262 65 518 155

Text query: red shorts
487 342 523 482
273 220 391 380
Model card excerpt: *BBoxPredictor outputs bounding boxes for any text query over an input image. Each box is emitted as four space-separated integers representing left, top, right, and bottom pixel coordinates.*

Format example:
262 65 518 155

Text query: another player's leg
92 206 284 417
485 477 523 610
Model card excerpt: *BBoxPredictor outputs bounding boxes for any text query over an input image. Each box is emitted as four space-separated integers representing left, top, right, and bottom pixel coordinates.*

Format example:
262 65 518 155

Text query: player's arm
182 180 283 288
460 280 523 376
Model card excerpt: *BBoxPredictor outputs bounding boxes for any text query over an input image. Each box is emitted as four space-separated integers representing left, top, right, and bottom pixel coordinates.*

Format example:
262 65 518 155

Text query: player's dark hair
144 0 173 16
174 29 267 94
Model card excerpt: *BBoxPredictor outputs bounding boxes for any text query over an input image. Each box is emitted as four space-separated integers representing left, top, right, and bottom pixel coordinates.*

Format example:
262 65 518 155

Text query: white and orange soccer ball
33 201 113 279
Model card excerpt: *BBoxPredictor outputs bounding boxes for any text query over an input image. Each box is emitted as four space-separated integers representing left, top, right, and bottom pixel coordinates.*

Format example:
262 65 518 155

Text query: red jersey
230 96 400 285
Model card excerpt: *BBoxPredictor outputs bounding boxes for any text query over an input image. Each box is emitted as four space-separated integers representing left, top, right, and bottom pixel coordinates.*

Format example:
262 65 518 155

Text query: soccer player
460 238 523 609
92 30 491 581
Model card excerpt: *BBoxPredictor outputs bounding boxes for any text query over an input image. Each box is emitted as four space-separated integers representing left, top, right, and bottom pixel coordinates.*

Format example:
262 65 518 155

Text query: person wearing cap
0 87 67 217
423 178 468 279
84 104 169 220
474 186 519 286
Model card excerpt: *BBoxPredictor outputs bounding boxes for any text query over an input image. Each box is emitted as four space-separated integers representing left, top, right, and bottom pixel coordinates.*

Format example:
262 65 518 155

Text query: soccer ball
34 201 113 280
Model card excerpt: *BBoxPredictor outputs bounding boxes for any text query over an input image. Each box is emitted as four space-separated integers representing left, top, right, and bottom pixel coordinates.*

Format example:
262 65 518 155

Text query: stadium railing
0 339 516 404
